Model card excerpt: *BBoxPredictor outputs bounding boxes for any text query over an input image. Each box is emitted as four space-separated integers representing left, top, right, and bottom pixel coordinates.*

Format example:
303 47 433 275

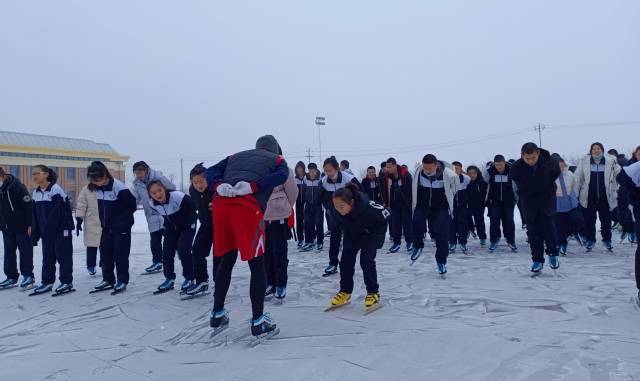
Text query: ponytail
333 182 360 205
33 165 58 184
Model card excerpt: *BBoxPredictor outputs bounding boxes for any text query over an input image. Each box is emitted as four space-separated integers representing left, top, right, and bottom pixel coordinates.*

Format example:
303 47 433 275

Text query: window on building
10 165 20 179
66 167 76 181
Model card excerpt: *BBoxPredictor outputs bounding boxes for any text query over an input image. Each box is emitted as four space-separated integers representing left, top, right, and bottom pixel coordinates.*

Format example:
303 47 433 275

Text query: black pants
2 230 34 280
214 251 266 320
413 207 450 264
265 220 289 287
556 208 584 246
525 208 558 263
163 226 195 281
449 204 469 245
391 205 413 245
583 198 612 242
632 206 640 290
101 230 131 284
340 245 378 294
193 224 219 283
295 202 304 242
150 229 164 264
86 246 100 268
327 210 343 266
41 231 73 285
489 203 516 244
303 206 324 244
468 206 487 240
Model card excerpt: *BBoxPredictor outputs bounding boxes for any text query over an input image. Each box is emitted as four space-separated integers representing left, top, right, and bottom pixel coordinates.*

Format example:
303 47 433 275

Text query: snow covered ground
1 211 639 381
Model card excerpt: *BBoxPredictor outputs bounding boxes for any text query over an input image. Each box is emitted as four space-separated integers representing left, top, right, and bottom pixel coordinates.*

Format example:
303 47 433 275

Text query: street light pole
315 116 325 161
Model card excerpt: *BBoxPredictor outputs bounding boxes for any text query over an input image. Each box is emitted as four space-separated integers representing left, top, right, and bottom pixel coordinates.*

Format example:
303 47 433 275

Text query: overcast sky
1 1 639 185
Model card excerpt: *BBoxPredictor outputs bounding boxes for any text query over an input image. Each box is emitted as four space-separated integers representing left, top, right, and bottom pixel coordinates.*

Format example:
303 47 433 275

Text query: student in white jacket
575 142 621 251
554 157 584 255
75 185 102 276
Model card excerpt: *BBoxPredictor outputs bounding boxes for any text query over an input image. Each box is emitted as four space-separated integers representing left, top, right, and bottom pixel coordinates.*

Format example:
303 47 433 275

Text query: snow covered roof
0 130 120 155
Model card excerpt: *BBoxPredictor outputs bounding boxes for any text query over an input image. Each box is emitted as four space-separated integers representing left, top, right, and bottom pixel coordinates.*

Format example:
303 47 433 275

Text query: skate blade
210 324 229 338
180 292 210 301
273 297 285 305
153 287 174 295
52 289 76 297
322 272 337 278
140 270 163 276
111 289 126 295
0 284 18 291
89 286 114 294
531 271 542 278
20 284 35 292
364 303 383 316
324 301 350 312
439 273 447 280
28 289 52 296
246 327 280 348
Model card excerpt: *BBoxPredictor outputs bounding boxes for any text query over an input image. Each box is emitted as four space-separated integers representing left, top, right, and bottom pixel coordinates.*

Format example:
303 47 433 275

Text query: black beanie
132 161 149 172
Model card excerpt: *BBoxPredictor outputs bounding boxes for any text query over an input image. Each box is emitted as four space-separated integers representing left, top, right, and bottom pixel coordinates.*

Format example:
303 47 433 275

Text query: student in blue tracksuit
361 166 383 204
30 165 75 295
88 161 137 294
188 163 219 296
301 163 324 252
294 161 306 248
449 162 471 253
321 157 362 276
466 165 488 246
148 180 198 293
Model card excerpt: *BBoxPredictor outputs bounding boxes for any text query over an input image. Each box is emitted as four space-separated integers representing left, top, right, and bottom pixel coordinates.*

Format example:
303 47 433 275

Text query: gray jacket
131 168 176 232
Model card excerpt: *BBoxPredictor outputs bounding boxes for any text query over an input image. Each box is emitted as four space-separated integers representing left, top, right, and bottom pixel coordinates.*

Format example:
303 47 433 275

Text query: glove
216 183 235 198
232 181 253 196
76 217 83 237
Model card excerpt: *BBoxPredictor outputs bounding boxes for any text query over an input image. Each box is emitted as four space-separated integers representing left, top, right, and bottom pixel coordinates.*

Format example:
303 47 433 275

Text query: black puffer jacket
0 175 32 233
334 192 390 250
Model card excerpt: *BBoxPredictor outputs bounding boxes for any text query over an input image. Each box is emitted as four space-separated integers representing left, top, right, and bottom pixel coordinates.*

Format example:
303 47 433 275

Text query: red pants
213 196 265 261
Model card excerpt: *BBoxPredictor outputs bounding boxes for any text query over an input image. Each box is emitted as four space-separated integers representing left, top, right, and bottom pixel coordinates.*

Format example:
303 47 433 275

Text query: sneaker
559 244 567 256
0 278 18 288
113 282 127 292
437 263 447 275
145 262 162 273
316 243 324 251
94 280 114 290
157 278 175 291
180 279 195 292
531 262 543 272
275 287 286 299
410 247 423 261
210 309 229 328
489 242 498 251
55 283 73 293
364 292 380 308
406 242 414 252
265 285 276 297
324 265 338 275
251 313 277 337
480 239 487 246
388 243 401 253
87 267 96 276
19 276 35 289
549 256 560 269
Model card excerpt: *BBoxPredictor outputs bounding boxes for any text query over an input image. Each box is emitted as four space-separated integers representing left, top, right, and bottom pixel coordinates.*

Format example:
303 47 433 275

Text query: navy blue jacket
189 185 213 229
302 175 323 210
150 191 197 232
95 178 137 232
31 183 75 242
0 175 32 233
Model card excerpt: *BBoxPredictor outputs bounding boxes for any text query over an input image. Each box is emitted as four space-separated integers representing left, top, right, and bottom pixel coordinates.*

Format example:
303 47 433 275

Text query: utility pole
305 148 313 164
180 158 184 192
534 123 546 147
